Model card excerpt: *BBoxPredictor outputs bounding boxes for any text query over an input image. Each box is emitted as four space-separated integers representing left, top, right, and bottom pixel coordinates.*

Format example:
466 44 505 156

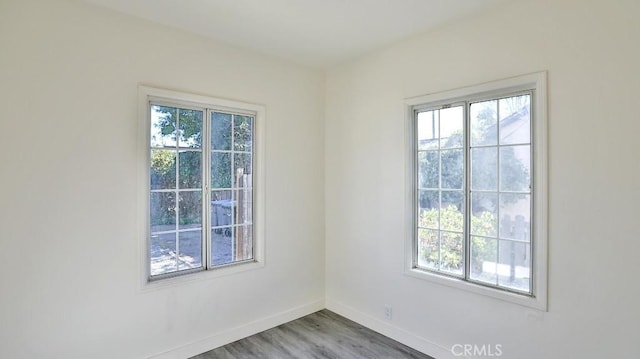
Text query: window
139 86 265 283
405 73 547 310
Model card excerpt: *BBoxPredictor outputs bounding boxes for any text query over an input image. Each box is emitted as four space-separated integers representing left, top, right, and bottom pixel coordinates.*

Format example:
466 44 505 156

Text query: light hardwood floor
190 309 434 359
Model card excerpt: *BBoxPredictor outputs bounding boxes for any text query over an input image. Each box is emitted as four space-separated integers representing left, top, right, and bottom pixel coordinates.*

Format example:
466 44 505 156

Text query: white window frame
138 85 266 290
404 72 548 310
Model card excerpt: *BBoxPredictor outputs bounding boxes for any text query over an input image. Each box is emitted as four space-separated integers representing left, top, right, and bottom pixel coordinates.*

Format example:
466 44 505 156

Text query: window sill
404 267 547 311
141 260 265 292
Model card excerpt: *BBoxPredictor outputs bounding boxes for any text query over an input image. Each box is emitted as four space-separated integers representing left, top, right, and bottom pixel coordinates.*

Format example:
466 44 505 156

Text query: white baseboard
326 298 460 359
147 299 325 359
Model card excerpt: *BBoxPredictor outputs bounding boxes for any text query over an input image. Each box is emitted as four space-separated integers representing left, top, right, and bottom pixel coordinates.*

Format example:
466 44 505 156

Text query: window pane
441 149 463 189
440 106 463 148
150 149 176 190
178 109 203 148
499 194 531 241
212 227 233 266
471 147 497 191
233 153 252 188
211 152 232 189
471 192 498 237
497 240 530 292
440 231 463 276
211 194 250 228
418 190 439 229
470 236 498 284
235 188 253 225
211 112 232 150
470 100 497 146
150 232 177 276
211 190 232 201
234 115 253 152
418 228 439 270
499 95 530 145
441 191 464 232
178 151 201 189
150 105 177 148
211 190 233 227
150 192 175 233
417 110 439 150
178 230 202 270
178 191 202 230
500 146 530 192
234 225 253 262
418 151 438 189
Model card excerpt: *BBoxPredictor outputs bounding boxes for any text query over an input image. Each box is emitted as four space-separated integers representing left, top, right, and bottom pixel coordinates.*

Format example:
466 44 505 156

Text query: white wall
325 0 640 358
0 1 325 358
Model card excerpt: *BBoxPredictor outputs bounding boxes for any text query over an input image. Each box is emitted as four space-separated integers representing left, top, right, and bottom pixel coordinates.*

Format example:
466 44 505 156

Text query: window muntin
148 102 255 280
415 92 534 295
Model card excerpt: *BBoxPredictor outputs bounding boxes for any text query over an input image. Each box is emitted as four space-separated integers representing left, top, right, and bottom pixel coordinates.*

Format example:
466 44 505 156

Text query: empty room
1 0 639 358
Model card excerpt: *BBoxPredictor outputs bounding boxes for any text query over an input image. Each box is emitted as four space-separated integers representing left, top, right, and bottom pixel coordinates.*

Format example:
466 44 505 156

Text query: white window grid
147 100 256 281
412 90 535 296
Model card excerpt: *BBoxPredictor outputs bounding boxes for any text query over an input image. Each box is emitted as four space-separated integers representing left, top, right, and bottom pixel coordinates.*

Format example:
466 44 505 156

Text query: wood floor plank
190 310 434 359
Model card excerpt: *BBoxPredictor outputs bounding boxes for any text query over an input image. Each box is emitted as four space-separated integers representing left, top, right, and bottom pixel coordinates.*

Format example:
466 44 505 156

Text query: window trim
138 85 266 290
404 72 548 311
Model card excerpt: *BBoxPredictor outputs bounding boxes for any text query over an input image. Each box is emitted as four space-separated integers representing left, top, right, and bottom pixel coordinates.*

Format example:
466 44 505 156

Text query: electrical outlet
384 305 392 320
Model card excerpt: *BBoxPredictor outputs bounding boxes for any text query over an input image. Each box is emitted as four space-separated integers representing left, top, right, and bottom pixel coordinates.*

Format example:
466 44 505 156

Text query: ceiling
83 0 504 68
